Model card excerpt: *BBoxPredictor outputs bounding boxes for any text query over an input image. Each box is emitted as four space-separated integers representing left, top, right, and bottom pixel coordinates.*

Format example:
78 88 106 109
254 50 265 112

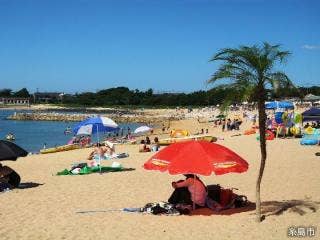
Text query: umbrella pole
97 125 102 174
193 175 196 211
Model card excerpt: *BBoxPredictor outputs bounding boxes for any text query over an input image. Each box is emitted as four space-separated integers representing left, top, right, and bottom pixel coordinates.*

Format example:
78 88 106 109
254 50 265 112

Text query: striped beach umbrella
73 116 119 136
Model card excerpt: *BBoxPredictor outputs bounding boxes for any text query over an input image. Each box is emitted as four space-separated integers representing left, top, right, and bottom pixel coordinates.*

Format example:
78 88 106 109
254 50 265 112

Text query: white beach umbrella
76 125 93 135
134 126 152 134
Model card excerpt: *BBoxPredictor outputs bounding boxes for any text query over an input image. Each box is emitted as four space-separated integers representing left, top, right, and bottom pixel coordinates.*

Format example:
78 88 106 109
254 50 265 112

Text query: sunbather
87 143 109 166
139 140 150 152
151 137 160 151
104 141 115 156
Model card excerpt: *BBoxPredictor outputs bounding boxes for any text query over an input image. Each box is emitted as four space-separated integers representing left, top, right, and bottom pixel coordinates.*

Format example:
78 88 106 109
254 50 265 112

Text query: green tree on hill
14 88 30 98
208 42 293 222
0 88 13 97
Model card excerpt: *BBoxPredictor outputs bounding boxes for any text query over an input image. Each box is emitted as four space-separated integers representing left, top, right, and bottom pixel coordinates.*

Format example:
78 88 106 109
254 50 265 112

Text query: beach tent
302 108 320 122
265 101 294 110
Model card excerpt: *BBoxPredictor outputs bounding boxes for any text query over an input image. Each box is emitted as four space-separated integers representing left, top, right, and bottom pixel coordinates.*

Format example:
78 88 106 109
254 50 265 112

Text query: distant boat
5 133 15 141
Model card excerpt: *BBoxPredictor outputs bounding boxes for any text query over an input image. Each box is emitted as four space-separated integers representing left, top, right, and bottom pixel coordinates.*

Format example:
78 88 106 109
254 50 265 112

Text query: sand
1 115 319 240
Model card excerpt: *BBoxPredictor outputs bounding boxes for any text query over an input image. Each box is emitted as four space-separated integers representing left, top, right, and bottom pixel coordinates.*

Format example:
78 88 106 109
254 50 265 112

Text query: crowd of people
139 136 160 152
212 118 243 132
68 135 91 147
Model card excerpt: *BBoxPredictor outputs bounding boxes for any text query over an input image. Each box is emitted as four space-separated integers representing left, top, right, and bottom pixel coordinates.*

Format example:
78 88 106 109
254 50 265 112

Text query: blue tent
302 108 320 122
265 101 294 110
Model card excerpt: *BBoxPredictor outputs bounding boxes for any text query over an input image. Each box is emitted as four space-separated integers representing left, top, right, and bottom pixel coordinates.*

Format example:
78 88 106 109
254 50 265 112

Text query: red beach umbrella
143 140 248 176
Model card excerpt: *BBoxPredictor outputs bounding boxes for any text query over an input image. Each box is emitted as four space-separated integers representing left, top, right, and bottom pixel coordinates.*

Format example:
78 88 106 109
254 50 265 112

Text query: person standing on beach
222 119 226 132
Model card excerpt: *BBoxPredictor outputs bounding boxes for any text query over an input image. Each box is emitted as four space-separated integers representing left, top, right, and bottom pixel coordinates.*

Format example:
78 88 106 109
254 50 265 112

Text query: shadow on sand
17 182 44 189
95 168 136 175
260 199 320 217
191 199 320 218
191 201 256 216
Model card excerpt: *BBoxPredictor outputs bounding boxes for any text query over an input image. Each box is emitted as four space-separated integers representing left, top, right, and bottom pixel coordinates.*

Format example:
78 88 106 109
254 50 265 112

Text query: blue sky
0 0 319 93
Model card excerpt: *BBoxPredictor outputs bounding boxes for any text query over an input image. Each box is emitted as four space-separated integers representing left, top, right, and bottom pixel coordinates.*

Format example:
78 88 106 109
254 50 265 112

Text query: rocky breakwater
6 111 182 124
7 112 91 122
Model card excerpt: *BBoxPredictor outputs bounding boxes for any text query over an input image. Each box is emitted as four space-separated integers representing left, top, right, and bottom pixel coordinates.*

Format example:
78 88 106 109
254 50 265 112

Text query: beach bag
220 188 248 209
206 187 248 211
150 204 168 215
6 170 21 188
207 184 221 202
233 195 248 208
116 153 129 158
220 188 234 207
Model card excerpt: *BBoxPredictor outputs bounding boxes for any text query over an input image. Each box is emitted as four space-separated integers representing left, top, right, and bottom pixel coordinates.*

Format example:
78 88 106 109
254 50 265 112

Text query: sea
0 110 142 153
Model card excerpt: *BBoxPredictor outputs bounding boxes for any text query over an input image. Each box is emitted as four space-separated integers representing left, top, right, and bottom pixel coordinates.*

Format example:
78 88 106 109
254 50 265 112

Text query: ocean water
0 110 142 152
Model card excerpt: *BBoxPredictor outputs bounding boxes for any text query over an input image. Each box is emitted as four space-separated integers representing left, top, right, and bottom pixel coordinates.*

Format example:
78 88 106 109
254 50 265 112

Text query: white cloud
302 44 320 50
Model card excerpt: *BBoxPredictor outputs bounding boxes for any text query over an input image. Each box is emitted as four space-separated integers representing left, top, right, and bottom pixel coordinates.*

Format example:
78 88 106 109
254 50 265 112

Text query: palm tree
208 43 292 222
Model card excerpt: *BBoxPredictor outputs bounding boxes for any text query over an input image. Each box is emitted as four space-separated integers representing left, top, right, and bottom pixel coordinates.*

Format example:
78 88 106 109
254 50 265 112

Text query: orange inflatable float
244 129 256 135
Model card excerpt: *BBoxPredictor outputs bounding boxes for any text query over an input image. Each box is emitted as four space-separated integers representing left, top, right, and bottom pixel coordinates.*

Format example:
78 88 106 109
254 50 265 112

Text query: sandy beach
0 114 319 240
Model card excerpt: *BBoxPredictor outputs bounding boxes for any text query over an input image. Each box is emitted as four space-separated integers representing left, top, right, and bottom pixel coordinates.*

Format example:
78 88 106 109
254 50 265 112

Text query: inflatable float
304 126 315 135
40 144 81 154
300 139 318 145
158 135 217 146
170 129 190 138
244 129 256 135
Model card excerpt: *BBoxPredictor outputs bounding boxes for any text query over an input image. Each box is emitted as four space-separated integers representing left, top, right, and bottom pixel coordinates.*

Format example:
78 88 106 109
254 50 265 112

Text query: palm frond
208 42 291 101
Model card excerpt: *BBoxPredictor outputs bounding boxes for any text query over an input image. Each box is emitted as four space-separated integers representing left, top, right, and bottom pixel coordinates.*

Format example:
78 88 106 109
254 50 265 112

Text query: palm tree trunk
256 86 267 222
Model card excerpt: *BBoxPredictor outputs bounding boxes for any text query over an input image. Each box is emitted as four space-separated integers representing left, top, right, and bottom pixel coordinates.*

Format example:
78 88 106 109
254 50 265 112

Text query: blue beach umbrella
73 116 119 136
73 116 119 173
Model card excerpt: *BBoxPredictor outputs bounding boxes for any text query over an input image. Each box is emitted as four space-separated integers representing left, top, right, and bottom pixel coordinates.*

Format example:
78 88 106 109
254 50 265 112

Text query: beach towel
140 202 181 215
103 153 129 160
56 165 128 175
76 202 181 216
